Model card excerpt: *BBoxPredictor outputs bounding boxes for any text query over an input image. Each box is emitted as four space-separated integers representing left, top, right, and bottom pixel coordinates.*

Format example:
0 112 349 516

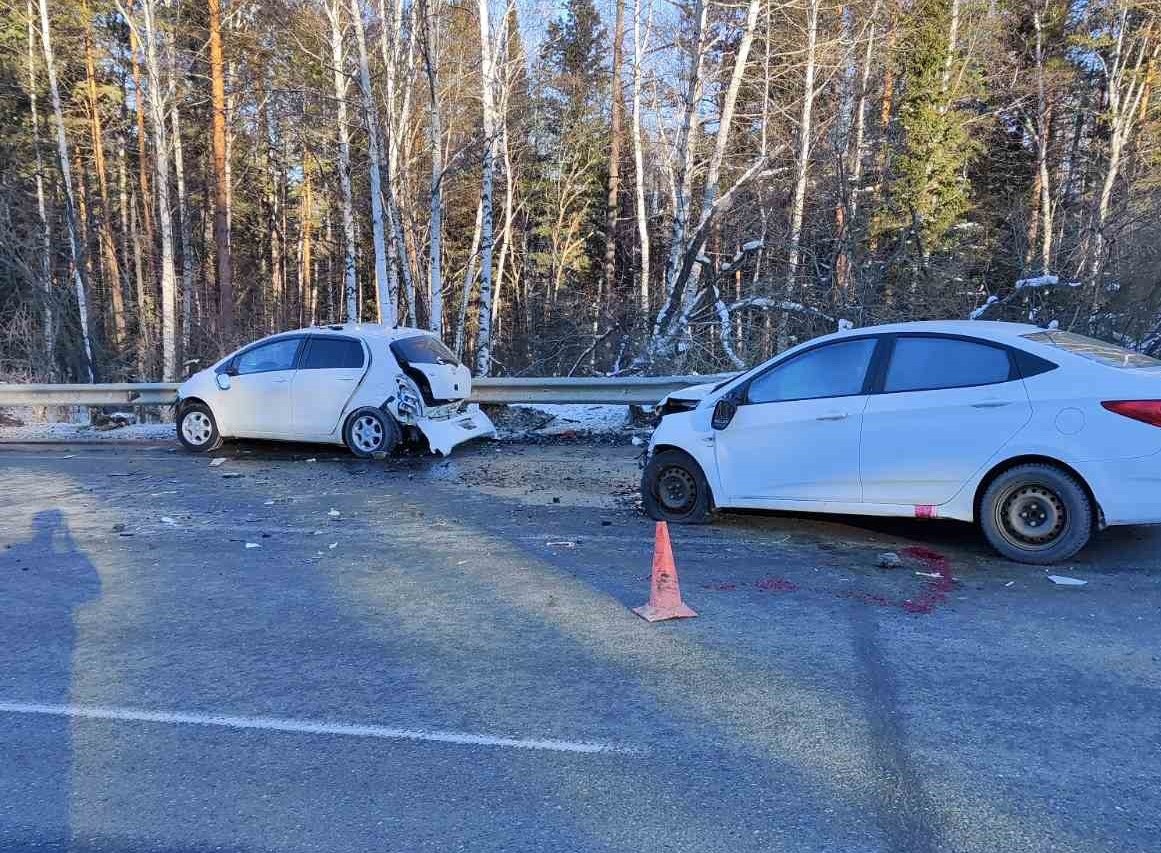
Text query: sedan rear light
1102 400 1161 428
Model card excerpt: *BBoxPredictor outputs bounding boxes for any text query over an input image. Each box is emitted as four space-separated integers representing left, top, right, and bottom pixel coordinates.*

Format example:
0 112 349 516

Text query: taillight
1102 400 1161 427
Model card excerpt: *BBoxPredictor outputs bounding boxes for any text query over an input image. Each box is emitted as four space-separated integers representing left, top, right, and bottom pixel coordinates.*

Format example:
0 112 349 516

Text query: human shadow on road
0 510 101 850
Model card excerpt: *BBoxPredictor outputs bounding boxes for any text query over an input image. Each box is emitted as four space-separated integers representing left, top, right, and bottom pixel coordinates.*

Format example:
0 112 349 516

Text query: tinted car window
235 338 301 375
747 338 876 404
884 337 1012 393
390 334 459 366
301 336 365 370
1023 330 1161 369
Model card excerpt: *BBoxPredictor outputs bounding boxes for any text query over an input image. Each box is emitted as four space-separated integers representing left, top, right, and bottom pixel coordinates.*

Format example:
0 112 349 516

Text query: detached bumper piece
416 404 497 456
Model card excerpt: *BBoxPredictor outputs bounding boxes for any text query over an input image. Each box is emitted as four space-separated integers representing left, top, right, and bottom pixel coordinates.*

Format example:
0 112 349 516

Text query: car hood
660 381 721 407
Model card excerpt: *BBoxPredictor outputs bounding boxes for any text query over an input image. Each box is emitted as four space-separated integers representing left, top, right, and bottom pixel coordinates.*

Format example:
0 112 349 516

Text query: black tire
641 449 713 524
177 402 223 453
979 463 1093 564
343 407 401 458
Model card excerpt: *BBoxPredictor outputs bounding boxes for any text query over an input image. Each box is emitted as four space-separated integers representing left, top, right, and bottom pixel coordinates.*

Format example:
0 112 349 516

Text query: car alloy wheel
350 413 385 453
995 483 1067 551
181 411 214 448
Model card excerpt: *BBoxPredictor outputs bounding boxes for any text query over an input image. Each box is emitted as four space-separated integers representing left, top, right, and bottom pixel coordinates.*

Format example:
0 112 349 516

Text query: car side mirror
215 373 232 391
711 398 738 430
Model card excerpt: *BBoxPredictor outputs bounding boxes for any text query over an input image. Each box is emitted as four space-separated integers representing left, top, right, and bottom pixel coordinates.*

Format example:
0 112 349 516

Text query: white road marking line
0 701 633 755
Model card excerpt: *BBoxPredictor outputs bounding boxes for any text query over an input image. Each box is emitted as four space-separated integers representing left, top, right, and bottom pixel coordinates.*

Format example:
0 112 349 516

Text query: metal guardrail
0 374 737 409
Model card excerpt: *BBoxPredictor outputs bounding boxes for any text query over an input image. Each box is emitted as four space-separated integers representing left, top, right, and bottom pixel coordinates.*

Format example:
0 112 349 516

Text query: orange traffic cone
633 521 698 622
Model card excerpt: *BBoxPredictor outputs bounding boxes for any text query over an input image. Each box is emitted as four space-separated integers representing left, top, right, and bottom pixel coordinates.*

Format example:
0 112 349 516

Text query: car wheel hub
181 412 212 446
352 415 384 452
999 485 1066 549
657 466 696 512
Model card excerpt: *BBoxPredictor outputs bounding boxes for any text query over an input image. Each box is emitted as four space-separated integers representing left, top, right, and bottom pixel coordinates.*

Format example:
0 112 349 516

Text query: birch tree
325 0 360 321
119 0 179 381
474 0 499 375
36 0 94 381
348 0 397 325
25 0 53 372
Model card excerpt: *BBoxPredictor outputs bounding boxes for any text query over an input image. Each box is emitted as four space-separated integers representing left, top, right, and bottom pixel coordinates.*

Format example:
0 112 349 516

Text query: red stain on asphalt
898 546 955 614
755 576 798 592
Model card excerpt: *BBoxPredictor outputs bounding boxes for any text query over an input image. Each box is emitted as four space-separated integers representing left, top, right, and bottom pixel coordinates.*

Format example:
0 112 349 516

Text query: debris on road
546 540 577 548
160 516 176 525
221 472 243 479
111 523 126 533
245 542 261 550
327 508 341 518
877 552 902 569
209 458 225 467
328 542 338 550
1047 574 1087 586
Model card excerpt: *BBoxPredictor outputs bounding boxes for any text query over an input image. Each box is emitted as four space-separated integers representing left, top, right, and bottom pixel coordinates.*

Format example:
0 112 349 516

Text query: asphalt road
1 437 1159 853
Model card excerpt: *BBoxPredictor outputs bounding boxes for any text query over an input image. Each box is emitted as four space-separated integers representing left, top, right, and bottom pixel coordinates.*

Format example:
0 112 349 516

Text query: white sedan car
643 321 1161 563
175 324 495 458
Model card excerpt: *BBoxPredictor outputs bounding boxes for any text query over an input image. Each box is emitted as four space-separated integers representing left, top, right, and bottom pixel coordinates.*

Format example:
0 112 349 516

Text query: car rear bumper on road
1076 450 1161 526
415 404 497 456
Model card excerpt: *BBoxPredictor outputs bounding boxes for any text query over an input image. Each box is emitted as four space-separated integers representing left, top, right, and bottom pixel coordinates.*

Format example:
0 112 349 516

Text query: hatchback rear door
859 335 1032 506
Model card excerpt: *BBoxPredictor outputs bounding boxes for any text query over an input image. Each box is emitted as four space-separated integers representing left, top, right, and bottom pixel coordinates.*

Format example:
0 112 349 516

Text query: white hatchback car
643 321 1161 563
176 324 496 458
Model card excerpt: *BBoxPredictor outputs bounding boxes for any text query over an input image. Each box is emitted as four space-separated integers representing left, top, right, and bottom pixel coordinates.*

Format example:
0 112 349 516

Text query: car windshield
1023 330 1161 369
390 334 459 366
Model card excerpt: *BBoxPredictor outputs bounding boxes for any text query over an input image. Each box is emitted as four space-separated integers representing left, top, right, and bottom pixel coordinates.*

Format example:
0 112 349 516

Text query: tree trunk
327 0 360 322
779 0 820 351
631 0 652 327
37 0 94 381
1032 8 1052 275
169 42 194 359
455 193 484 358
348 0 397 325
82 0 126 351
208 0 233 342
422 0 444 335
474 0 498 376
26 0 54 375
133 0 178 381
595 0 626 369
130 27 156 306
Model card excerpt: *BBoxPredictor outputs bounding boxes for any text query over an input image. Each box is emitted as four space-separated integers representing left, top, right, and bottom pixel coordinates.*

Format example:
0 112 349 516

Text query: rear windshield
390 334 459 366
1023 331 1161 369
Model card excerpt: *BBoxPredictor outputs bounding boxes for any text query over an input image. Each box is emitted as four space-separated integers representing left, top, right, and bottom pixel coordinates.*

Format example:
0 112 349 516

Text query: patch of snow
0 422 177 443
741 239 763 251
837 319 854 331
510 404 630 436
1048 319 1059 329
1016 274 1059 289
969 295 999 320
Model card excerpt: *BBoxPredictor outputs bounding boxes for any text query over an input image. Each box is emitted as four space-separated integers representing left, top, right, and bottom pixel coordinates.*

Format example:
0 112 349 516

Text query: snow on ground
508 404 631 436
0 404 638 444
0 421 177 443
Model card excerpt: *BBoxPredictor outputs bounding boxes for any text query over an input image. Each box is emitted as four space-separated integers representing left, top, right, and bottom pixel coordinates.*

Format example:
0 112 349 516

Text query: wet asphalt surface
1 437 1159 853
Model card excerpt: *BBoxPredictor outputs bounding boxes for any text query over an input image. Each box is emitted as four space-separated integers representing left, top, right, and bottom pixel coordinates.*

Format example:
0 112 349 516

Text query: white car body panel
716 395 867 502
648 320 1161 528
177 324 496 455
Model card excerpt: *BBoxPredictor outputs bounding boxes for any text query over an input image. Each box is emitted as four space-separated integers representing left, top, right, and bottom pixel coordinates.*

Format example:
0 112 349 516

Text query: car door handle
971 401 1010 408
816 413 849 421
